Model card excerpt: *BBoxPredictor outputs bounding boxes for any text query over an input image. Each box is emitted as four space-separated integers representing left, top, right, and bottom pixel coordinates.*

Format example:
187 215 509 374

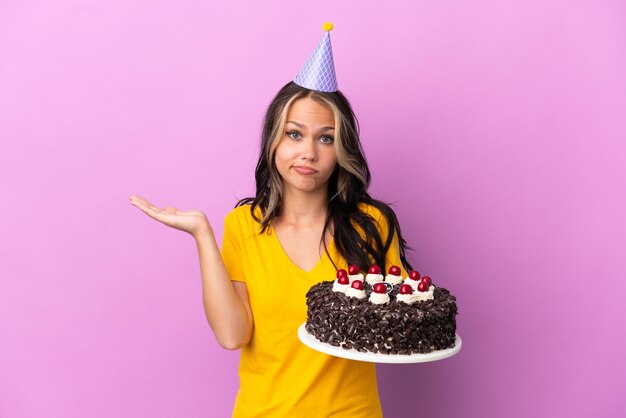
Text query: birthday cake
305 265 458 355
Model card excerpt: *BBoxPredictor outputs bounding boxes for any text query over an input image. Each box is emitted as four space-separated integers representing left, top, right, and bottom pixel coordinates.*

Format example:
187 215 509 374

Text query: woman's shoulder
357 201 376 213
225 203 255 222
357 200 391 220
224 204 263 231
356 200 399 234
226 203 252 216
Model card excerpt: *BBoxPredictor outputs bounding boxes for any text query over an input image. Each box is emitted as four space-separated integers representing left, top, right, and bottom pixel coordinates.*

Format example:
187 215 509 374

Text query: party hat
294 22 338 92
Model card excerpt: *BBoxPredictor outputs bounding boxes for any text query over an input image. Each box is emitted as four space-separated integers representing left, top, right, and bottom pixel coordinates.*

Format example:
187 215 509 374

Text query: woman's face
274 96 338 196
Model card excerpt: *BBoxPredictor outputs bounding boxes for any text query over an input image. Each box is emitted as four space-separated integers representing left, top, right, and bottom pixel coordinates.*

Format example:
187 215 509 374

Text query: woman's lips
293 166 318 175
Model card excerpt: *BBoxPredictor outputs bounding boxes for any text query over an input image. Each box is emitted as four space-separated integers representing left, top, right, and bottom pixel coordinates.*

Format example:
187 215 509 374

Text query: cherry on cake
384 265 403 285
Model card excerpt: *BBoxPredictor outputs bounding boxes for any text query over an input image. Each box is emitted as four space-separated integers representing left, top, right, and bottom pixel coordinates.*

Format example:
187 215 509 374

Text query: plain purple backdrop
1 1 625 417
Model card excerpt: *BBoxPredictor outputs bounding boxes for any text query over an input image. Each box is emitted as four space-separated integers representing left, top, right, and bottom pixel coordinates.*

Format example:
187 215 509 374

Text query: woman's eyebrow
286 121 335 131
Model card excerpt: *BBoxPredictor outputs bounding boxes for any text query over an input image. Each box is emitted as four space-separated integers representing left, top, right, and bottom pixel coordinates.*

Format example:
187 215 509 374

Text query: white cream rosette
384 274 403 285
365 273 384 285
345 287 366 299
369 292 390 304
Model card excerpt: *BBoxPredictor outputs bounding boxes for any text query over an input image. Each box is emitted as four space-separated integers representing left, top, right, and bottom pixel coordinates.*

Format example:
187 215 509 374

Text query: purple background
1 1 625 417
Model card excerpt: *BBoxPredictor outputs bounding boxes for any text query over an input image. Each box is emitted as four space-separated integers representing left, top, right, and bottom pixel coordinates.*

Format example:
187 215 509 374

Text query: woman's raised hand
129 195 211 238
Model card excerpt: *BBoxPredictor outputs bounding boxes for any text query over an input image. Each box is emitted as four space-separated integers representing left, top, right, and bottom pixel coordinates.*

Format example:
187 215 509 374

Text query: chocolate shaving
306 281 458 354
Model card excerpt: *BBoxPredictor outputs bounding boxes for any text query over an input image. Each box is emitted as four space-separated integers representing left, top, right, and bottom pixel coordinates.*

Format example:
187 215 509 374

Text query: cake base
298 323 462 363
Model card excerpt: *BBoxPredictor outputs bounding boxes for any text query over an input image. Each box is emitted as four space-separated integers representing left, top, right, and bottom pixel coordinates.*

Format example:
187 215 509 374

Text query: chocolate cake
305 265 458 355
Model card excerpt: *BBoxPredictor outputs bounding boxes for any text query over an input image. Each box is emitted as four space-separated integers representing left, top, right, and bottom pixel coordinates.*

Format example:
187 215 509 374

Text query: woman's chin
285 180 327 195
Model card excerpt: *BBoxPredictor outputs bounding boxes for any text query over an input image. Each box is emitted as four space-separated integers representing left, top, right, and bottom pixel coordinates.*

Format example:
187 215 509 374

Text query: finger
133 195 158 209
129 195 149 203
134 197 165 216
136 206 172 224
131 198 165 219
129 195 151 209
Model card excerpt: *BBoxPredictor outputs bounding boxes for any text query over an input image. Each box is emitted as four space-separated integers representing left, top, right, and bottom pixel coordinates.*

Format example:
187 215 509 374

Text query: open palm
129 195 210 237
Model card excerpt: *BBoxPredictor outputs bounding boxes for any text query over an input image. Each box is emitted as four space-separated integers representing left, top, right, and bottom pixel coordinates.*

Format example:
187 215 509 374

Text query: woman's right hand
129 195 211 238
130 194 253 349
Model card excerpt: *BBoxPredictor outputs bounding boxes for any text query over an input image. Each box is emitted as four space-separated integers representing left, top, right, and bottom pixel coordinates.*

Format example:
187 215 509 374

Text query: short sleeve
221 210 246 282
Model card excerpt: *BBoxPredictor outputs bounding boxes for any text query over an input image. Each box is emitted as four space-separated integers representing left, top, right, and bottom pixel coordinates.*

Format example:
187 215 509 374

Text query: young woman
130 25 412 418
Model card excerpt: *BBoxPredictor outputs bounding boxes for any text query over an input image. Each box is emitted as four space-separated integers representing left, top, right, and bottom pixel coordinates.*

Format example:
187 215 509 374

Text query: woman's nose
299 138 318 161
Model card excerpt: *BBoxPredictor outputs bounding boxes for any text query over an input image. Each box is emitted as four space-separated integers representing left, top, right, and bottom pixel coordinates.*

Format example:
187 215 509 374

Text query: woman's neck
278 187 328 226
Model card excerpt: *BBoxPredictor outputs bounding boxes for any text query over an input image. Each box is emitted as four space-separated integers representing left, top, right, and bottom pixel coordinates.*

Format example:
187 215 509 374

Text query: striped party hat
294 22 338 92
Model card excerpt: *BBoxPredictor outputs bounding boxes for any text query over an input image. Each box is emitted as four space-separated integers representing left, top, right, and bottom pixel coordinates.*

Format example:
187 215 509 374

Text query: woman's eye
320 136 334 144
287 131 301 140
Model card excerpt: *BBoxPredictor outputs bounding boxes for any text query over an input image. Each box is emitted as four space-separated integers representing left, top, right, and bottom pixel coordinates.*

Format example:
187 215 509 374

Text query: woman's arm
129 195 253 350
194 228 253 350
